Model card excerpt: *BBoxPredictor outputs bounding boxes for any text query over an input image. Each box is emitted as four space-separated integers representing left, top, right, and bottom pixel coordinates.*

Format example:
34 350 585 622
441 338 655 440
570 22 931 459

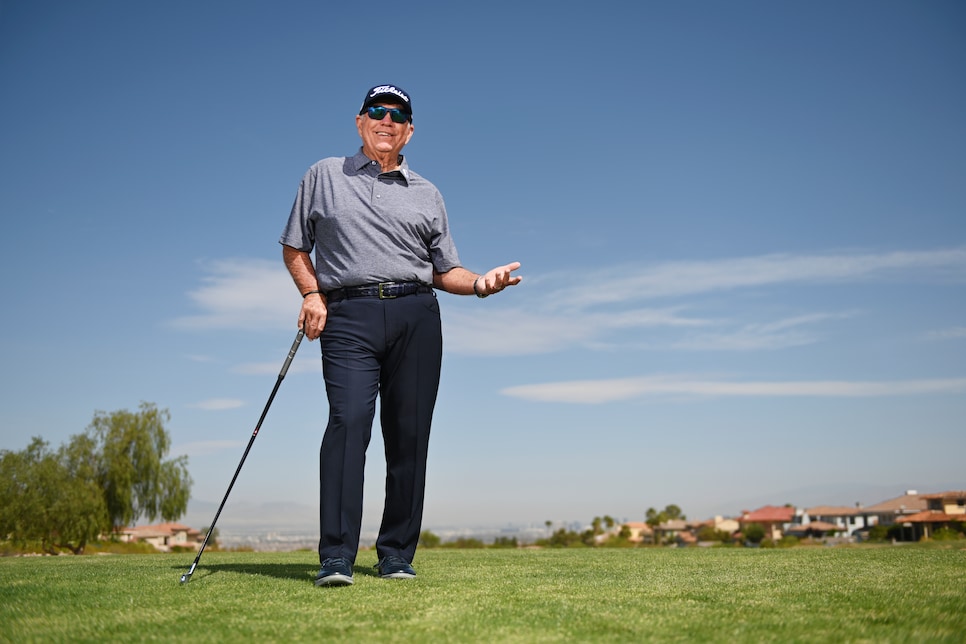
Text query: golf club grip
279 329 305 378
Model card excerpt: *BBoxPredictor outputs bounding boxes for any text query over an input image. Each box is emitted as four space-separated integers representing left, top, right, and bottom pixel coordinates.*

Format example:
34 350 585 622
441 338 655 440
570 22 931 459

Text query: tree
419 530 441 548
743 523 766 545
86 403 192 528
646 504 688 528
0 438 108 554
0 403 192 554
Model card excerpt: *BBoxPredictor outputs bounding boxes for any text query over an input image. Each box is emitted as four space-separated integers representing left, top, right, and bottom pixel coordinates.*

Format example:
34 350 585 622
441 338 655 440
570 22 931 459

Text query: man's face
356 102 414 159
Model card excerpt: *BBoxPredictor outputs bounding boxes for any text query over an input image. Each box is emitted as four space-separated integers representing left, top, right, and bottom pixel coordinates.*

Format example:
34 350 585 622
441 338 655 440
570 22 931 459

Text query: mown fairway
2 545 964 642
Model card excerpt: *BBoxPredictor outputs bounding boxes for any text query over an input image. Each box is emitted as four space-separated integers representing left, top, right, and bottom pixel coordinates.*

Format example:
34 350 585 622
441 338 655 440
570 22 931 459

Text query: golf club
180 327 305 584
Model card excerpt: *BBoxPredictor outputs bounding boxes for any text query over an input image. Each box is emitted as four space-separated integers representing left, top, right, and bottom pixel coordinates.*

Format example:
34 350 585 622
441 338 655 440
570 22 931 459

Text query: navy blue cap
359 84 412 115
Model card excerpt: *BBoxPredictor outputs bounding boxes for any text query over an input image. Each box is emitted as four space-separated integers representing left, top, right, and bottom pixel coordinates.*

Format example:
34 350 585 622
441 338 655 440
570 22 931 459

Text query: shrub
932 527 964 541
777 535 799 548
419 530 441 548
743 523 766 545
865 525 890 542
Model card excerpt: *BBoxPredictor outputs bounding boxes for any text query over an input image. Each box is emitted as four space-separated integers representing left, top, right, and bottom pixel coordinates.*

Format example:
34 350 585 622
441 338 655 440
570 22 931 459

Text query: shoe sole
315 573 354 587
379 572 416 580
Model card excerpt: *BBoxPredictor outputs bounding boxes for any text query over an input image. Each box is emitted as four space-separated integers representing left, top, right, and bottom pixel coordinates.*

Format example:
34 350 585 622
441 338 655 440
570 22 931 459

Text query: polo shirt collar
352 149 411 184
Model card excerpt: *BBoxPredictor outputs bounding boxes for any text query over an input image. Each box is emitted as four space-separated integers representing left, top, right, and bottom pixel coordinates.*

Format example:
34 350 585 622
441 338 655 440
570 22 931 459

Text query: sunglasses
365 106 411 124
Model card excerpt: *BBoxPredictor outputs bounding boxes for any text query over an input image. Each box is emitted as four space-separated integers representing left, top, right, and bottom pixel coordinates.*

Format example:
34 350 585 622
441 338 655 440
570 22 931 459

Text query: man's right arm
282 245 327 340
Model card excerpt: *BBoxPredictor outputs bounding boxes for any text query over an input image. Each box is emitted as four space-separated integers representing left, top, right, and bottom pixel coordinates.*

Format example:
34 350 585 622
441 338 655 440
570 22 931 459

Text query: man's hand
299 293 328 340
476 261 522 296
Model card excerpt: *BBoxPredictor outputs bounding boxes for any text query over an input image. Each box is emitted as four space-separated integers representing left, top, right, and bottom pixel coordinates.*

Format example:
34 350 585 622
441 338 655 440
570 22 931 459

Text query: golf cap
359 84 412 116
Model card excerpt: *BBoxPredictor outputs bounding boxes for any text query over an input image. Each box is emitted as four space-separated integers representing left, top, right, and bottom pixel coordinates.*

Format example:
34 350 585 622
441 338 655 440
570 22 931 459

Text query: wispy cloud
173 247 966 356
669 311 859 351
554 247 966 306
442 306 709 356
189 398 245 411
171 258 299 330
502 375 966 404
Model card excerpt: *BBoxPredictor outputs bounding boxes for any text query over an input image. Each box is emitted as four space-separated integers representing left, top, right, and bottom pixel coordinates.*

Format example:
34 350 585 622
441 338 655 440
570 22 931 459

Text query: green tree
0 403 192 554
695 525 731 543
87 403 192 528
541 527 586 548
491 536 518 548
0 437 108 554
646 504 687 528
592 516 603 535
419 530 441 548
743 523 766 545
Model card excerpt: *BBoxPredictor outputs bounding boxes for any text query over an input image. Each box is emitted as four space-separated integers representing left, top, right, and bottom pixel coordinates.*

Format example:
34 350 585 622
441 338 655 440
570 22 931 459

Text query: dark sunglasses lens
389 109 409 124
367 106 388 120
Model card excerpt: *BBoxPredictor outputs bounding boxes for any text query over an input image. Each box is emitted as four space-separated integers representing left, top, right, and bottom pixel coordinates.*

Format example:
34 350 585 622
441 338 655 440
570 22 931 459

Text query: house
652 519 689 545
921 490 966 516
798 505 871 537
622 521 654 544
738 505 796 541
858 490 928 528
785 521 844 539
711 515 740 535
892 491 966 541
116 523 204 552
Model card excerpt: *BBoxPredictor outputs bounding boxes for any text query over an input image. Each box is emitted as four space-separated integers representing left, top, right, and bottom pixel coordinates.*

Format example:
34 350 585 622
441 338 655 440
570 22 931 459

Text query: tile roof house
652 519 690 545
622 522 654 544
739 505 796 541
920 491 966 516
892 491 966 540
799 505 872 537
117 523 204 552
858 490 928 526
786 520 844 538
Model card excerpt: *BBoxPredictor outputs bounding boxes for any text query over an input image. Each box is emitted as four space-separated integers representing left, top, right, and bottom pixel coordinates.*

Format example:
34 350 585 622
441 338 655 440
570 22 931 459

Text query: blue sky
1 1 964 535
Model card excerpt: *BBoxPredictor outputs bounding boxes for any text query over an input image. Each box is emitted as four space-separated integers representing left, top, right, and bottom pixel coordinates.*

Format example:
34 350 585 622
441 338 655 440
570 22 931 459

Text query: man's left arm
433 262 522 297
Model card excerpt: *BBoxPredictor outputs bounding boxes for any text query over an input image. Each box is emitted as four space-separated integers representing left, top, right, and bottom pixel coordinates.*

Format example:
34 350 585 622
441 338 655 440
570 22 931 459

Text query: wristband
473 277 488 299
302 290 321 298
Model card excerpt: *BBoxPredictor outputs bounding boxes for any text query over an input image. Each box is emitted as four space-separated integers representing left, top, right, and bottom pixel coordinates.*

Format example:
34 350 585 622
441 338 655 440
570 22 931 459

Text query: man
280 84 521 587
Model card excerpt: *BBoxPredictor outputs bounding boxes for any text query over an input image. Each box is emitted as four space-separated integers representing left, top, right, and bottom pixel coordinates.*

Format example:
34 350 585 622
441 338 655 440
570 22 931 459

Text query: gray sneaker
375 555 416 579
315 557 353 586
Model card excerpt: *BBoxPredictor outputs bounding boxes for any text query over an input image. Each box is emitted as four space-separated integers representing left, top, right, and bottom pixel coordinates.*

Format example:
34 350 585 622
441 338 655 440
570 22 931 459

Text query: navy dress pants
317 291 442 565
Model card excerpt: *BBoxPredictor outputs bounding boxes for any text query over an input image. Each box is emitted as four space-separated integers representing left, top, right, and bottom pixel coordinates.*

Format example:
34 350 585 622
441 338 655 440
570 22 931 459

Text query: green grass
2 545 964 642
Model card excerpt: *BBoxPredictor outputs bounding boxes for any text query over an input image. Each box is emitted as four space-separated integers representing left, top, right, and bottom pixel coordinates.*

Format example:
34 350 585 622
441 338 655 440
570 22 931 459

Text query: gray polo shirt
280 149 462 292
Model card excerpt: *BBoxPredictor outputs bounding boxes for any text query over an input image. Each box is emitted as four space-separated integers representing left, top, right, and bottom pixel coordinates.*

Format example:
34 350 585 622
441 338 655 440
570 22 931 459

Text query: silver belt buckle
378 282 397 299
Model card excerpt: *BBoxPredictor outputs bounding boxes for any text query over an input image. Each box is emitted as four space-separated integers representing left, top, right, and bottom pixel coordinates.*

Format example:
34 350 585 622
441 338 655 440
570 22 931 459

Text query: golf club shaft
180 328 305 584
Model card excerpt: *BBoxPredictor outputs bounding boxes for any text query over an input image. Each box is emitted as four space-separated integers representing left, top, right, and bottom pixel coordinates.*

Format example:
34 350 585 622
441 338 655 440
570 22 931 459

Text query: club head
180 573 191 584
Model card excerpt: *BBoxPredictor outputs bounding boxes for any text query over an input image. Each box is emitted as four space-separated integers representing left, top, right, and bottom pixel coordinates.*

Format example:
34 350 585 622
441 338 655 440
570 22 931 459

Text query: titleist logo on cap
369 85 410 104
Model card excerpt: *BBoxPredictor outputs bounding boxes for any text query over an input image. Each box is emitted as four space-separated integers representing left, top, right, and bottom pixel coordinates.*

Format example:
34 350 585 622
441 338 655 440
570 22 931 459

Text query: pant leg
318 299 382 564
375 292 443 563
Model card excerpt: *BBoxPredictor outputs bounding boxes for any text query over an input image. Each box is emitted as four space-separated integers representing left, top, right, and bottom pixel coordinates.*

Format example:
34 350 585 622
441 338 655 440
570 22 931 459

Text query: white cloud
502 375 966 404
170 258 299 330
172 247 965 356
189 398 245 411
557 247 966 306
441 306 707 356
670 312 859 351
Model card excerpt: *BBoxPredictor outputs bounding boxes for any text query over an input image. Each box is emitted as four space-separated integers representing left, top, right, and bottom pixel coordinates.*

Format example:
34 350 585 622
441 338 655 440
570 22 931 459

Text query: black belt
326 281 433 302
